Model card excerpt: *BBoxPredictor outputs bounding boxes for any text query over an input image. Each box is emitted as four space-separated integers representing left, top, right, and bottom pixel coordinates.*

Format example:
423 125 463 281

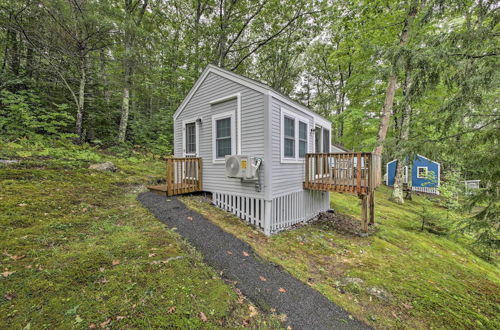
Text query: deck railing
166 157 202 196
304 152 381 195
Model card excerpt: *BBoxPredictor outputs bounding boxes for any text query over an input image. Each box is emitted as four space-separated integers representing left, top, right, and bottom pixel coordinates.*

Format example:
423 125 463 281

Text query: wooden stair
147 184 168 196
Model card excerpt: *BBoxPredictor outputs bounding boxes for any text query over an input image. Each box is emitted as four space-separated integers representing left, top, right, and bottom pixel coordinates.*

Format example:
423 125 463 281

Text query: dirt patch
313 211 376 237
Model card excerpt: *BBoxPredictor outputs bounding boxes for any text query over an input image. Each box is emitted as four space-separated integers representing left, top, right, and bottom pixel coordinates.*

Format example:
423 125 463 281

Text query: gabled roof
387 154 440 166
173 64 330 127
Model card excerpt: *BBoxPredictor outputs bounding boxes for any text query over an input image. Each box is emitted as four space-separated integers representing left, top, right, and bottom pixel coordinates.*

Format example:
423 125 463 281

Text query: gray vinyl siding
269 96 315 197
174 72 265 196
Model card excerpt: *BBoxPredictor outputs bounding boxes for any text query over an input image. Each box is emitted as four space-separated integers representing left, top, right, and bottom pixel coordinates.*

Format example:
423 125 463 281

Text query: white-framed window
281 107 309 163
212 111 236 163
182 118 199 157
417 166 428 179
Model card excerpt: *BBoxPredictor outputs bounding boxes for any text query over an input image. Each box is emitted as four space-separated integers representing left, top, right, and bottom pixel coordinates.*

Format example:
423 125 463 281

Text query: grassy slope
181 186 500 329
0 143 280 329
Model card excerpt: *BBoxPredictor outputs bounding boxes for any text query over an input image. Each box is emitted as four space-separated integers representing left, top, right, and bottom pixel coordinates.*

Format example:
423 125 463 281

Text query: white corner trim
280 107 310 164
209 93 241 155
211 110 236 164
181 118 200 157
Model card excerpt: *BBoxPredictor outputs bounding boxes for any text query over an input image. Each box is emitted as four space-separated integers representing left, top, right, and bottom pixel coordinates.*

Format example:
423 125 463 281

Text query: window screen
284 116 295 158
185 122 196 154
299 121 307 158
216 117 232 158
322 128 330 153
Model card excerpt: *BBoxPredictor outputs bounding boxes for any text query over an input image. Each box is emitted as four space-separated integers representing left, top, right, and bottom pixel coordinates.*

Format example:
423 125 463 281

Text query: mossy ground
0 140 281 329
181 187 500 329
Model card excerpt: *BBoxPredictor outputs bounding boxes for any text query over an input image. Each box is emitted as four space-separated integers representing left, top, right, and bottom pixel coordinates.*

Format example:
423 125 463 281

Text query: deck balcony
304 152 382 231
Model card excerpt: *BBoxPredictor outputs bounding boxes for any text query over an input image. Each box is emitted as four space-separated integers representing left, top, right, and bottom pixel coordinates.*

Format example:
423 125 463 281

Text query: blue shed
386 155 440 195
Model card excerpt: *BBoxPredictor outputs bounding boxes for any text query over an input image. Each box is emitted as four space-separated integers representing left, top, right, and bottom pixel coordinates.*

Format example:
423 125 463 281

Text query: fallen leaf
259 276 267 282
242 319 250 326
4 292 16 300
299 242 304 245
199 312 208 322
75 315 83 323
148 253 157 258
100 318 111 328
10 255 25 260
402 303 413 310
1 271 15 277
187 216 193 221
116 316 126 321
391 311 398 318
287 326 293 330
278 287 286 293
167 306 176 313
249 305 258 317
99 267 105 272
112 260 120 266
25 265 32 269
242 251 249 257
227 251 233 255
88 323 97 329
96 278 109 284
17 203 27 207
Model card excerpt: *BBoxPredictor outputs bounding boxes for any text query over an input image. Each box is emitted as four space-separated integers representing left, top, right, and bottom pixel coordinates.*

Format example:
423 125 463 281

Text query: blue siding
412 156 439 188
387 156 439 187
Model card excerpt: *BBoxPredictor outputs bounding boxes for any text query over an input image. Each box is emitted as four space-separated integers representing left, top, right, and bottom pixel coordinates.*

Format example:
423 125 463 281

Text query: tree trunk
76 53 87 142
391 63 413 203
372 5 417 157
118 62 132 143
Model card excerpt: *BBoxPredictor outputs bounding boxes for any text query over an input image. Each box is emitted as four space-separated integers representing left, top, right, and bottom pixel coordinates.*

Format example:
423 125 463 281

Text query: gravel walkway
138 192 370 330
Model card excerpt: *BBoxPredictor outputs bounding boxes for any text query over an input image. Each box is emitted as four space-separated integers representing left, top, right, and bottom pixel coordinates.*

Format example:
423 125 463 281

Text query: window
417 166 428 179
185 122 196 154
322 128 330 153
281 108 309 162
212 111 235 162
299 121 307 158
216 118 232 158
284 116 295 158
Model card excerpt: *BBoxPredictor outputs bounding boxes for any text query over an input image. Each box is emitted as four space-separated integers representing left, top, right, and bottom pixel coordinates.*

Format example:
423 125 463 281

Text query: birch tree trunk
372 5 417 157
391 66 413 204
76 53 87 142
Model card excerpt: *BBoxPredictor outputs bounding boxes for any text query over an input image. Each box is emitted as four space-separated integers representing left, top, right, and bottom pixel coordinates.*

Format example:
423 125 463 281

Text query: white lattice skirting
212 190 330 235
412 186 439 195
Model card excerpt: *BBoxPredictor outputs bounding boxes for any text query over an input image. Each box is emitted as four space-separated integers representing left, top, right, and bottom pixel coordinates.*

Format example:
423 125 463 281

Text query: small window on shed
284 116 295 158
216 118 232 158
417 166 428 179
185 122 196 154
299 121 308 158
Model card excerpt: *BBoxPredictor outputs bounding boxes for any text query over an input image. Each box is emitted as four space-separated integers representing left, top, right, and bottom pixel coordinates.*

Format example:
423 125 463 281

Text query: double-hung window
216 117 232 158
185 122 196 155
212 111 236 162
417 166 428 179
299 121 308 158
284 116 295 158
281 108 309 162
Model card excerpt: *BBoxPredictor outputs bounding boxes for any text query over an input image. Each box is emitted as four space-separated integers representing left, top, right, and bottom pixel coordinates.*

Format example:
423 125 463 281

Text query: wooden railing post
356 153 362 194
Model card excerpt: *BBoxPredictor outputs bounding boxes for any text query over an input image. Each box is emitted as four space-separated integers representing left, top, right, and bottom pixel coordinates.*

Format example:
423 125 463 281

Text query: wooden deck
147 158 202 197
303 152 382 231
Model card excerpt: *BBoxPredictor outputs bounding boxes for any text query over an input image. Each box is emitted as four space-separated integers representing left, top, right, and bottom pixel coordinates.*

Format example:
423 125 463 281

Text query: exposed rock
367 287 391 302
89 161 117 172
339 277 364 286
0 159 20 165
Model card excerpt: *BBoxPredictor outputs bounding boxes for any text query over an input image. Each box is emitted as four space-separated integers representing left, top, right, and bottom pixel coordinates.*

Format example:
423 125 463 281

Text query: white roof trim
173 64 331 126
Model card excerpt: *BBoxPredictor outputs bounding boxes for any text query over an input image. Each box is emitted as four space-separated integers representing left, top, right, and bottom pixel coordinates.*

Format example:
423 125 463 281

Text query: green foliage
0 89 72 137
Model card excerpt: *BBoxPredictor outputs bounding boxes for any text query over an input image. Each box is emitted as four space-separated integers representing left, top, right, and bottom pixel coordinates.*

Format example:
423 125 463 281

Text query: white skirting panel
412 186 439 195
212 190 330 235
270 190 329 233
212 192 265 229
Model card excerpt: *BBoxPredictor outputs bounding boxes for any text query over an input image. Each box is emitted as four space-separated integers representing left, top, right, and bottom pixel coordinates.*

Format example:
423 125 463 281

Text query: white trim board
280 107 310 164
181 118 200 157
209 93 242 155
211 111 236 164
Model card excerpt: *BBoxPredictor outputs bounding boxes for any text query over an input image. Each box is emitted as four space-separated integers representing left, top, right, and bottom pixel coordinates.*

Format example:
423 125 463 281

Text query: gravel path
138 192 370 330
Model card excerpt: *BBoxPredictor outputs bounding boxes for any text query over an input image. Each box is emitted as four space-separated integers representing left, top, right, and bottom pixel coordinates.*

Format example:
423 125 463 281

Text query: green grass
0 141 281 329
181 187 500 329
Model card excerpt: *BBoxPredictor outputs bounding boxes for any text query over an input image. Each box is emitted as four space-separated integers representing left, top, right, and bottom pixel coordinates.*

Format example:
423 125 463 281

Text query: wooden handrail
304 152 381 195
165 157 202 196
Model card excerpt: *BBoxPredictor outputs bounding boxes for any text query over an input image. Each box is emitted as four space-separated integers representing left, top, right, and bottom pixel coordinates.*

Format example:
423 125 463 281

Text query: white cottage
150 65 381 235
